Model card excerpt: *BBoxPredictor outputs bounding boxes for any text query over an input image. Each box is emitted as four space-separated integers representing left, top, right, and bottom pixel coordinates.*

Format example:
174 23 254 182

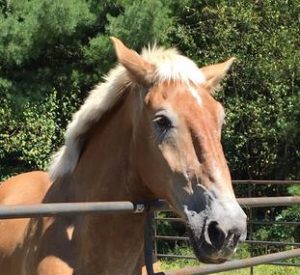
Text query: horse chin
186 225 234 264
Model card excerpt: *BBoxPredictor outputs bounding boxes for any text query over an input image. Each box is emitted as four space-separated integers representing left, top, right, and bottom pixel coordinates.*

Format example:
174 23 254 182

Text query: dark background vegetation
0 0 299 255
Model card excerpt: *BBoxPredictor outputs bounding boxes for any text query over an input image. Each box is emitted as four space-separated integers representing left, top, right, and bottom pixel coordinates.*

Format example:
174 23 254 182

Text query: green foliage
0 0 173 180
1 0 299 268
1 0 299 181
107 0 172 50
160 244 299 274
161 259 300 275
166 3 300 242
288 184 300 196
0 3 299 243
160 245 198 270
0 0 95 67
168 0 300 180
0 91 59 178
155 212 187 254
251 185 300 255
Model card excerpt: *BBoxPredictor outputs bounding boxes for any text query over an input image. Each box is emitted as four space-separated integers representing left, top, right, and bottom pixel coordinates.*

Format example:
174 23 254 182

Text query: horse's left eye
153 115 173 140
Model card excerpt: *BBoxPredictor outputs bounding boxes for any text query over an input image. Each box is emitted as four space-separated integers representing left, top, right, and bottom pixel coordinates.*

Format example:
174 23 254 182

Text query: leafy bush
168 0 300 180
0 0 299 201
251 185 300 255
0 0 173 180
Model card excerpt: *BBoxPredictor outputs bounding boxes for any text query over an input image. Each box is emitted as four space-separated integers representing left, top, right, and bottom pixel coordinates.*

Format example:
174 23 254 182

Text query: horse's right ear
111 37 155 86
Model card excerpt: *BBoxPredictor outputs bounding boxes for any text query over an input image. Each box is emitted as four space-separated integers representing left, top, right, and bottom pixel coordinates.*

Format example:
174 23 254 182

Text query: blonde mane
49 45 206 181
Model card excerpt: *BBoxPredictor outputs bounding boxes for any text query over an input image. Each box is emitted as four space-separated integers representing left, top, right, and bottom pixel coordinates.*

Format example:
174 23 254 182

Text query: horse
0 37 247 275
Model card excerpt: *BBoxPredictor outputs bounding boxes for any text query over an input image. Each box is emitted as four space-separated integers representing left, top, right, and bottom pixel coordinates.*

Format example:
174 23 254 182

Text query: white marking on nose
189 87 202 106
211 160 223 185
223 200 247 221
211 199 247 233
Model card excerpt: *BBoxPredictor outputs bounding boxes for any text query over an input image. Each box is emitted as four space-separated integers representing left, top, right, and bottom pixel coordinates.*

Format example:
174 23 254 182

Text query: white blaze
189 87 202 106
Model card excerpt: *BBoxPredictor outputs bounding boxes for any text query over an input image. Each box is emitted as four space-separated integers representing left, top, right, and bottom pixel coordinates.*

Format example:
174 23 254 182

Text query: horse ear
111 37 155 86
201 57 236 92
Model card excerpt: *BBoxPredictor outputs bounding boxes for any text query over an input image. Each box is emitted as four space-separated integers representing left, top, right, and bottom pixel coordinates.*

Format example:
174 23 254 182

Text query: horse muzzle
184 195 247 263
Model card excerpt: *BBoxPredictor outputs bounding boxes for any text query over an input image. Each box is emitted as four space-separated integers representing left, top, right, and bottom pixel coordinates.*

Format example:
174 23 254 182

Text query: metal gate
0 180 299 274
153 180 300 274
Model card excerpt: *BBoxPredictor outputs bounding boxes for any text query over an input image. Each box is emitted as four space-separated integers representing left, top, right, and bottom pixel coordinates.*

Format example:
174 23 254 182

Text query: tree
167 0 300 180
0 0 173 179
1 0 300 182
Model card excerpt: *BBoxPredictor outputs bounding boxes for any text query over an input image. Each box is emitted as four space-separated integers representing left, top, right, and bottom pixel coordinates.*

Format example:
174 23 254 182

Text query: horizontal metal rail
233 180 300 185
270 261 300 267
155 217 300 227
245 240 300 246
155 235 300 247
157 197 300 211
156 254 300 267
248 220 300 226
157 254 196 260
0 196 299 219
0 201 150 219
163 248 300 275
153 182 300 273
155 217 183 222
237 196 300 207
156 235 188 241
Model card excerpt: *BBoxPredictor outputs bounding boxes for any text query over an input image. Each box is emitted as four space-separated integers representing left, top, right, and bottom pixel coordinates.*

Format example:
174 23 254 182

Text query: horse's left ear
201 57 236 92
111 37 155 86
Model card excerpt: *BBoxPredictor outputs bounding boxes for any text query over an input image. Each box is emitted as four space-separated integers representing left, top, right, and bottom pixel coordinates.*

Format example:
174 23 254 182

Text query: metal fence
0 180 299 274
154 180 300 274
162 249 300 275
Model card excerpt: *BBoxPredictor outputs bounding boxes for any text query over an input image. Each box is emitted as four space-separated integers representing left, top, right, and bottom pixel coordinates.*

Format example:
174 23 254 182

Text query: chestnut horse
0 38 247 275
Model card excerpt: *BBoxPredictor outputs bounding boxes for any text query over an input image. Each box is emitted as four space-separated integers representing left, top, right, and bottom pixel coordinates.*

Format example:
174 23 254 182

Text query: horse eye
153 115 173 138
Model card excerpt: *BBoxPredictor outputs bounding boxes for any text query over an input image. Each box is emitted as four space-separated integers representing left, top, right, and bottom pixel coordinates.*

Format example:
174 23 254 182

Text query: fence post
248 181 254 275
154 211 158 261
144 210 155 275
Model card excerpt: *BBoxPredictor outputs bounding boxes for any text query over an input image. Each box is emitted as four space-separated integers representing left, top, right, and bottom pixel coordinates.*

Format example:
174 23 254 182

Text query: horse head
112 37 247 264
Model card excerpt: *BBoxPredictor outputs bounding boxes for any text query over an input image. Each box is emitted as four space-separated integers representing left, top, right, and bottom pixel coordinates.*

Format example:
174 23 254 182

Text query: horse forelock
141 46 206 85
49 45 206 182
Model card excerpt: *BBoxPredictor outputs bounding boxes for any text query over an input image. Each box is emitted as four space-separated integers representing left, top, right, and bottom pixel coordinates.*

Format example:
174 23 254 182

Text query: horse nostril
207 221 226 249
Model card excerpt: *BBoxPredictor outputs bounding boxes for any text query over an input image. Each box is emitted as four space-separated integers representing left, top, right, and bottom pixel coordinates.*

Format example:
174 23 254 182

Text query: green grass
160 260 300 275
159 245 300 275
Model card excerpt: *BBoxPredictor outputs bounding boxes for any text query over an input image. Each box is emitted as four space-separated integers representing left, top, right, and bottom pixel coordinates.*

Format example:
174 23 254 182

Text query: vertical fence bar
248 181 254 275
145 211 154 275
154 211 158 261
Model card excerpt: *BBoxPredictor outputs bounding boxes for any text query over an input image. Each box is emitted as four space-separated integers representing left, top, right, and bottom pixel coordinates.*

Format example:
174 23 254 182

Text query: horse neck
68 88 151 274
70 88 153 202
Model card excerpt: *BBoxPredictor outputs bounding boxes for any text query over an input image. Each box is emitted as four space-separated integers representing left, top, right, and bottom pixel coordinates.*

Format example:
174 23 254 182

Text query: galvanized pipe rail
0 200 169 219
238 196 300 207
154 218 300 227
233 180 300 185
0 180 298 274
163 248 300 275
154 235 300 247
152 181 300 273
0 201 144 219
0 196 299 219
0 194 298 274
